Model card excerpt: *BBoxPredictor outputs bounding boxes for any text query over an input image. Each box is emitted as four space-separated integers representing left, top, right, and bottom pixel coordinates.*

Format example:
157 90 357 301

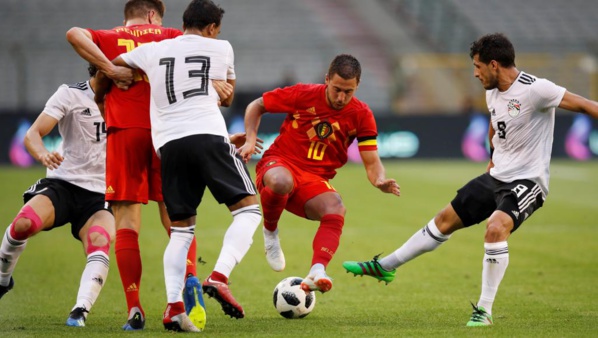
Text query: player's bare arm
93 71 112 120
24 113 63 170
558 91 598 119
212 79 235 107
360 150 400 196
239 97 267 162
487 119 495 172
66 27 134 83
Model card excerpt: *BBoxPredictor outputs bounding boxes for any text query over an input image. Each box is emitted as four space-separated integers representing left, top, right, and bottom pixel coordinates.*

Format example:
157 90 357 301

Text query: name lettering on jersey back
114 27 162 37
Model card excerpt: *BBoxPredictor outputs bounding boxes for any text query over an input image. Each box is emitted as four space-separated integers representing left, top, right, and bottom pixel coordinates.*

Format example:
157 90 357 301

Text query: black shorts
160 134 257 221
23 178 111 240
450 172 544 232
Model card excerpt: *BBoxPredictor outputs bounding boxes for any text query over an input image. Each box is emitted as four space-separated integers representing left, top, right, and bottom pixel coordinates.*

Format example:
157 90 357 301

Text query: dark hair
124 0 165 20
328 54 361 83
183 0 225 31
469 33 516 68
88 63 98 78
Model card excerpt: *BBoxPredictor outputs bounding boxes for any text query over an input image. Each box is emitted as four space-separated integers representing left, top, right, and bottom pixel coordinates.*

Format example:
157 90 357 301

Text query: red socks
186 236 197 277
311 214 344 267
260 186 289 232
209 271 228 284
115 228 143 314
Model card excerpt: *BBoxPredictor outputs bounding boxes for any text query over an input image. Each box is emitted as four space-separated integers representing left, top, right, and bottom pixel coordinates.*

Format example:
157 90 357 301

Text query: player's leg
259 161 293 232
200 136 261 319
0 189 55 299
159 135 209 332
66 209 114 327
300 188 345 293
256 158 294 272
157 200 204 317
343 173 496 284
111 201 146 330
152 150 200 280
203 195 261 319
465 209 512 327
162 216 201 332
468 179 544 327
106 128 152 330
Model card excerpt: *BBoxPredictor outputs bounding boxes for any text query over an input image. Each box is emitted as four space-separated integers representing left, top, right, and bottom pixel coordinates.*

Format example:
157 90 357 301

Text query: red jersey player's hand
39 151 64 170
238 142 257 163
375 178 401 196
104 65 134 85
213 80 233 101
229 133 263 154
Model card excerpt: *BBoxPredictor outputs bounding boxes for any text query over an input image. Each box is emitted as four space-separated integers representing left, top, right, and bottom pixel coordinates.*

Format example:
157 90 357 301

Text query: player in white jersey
0 65 115 327
109 0 261 331
342 33 598 326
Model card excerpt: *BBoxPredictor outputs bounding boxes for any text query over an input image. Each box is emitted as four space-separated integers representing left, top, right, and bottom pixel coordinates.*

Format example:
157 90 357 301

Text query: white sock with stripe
379 219 450 270
0 226 27 286
213 205 261 278
164 225 195 303
73 251 109 312
477 241 509 314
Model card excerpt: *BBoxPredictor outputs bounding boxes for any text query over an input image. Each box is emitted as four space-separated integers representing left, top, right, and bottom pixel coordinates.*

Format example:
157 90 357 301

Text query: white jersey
487 71 566 196
42 81 106 193
120 34 234 155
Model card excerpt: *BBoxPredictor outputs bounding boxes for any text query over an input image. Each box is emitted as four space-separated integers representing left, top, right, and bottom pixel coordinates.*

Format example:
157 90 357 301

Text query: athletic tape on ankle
87 225 111 255
10 205 42 240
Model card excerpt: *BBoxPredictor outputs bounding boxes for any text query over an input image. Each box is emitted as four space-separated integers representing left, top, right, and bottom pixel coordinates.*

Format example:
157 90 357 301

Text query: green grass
0 160 597 337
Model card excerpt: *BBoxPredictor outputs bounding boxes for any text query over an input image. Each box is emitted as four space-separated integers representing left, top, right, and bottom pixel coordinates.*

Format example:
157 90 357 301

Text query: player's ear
147 10 155 24
208 23 216 37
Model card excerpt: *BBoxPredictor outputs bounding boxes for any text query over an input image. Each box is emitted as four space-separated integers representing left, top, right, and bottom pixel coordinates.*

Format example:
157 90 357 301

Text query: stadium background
1 0 597 166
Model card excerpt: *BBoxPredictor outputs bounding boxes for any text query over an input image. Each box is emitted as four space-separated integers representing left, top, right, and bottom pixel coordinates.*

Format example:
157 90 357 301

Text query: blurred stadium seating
0 0 596 115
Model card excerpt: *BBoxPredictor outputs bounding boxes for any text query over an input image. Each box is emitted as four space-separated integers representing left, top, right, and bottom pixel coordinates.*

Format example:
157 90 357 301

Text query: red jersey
88 24 182 129
262 83 378 179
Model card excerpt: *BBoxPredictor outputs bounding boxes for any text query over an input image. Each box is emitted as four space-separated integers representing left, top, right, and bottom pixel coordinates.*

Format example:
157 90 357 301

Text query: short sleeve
263 85 298 114
529 78 566 111
356 105 378 151
226 42 235 80
120 42 155 71
42 85 71 121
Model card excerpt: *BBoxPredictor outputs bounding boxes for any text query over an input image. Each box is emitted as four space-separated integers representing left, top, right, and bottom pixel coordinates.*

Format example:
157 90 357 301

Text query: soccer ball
272 276 316 319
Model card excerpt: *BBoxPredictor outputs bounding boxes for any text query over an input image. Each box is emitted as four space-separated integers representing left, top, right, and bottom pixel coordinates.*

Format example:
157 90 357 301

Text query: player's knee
86 225 111 255
10 205 43 240
321 198 346 216
265 173 294 194
485 218 512 242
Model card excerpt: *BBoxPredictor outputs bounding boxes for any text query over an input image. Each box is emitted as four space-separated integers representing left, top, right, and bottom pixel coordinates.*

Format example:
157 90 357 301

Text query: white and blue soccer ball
272 276 316 319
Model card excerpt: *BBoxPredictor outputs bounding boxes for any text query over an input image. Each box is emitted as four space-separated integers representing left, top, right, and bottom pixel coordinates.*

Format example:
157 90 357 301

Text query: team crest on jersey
507 99 521 117
315 121 333 140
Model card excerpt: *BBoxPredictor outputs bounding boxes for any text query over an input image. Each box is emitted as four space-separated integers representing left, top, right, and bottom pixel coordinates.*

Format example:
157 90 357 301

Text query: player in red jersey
65 0 203 330
240 54 401 293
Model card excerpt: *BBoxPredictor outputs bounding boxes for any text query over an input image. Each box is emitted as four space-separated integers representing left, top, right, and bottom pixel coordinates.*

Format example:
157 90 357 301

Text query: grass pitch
0 160 596 337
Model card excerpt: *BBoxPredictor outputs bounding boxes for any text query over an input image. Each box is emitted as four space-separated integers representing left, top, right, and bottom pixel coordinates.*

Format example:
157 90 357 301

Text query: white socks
73 251 109 312
0 226 27 286
164 225 195 303
213 205 261 278
379 219 450 270
477 241 509 314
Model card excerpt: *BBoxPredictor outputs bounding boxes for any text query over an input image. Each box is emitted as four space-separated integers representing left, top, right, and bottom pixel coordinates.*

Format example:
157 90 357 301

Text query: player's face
472 54 498 90
325 73 358 110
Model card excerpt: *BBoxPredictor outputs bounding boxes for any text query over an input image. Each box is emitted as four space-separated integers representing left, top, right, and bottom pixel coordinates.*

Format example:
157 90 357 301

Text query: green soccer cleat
342 255 396 284
466 303 493 327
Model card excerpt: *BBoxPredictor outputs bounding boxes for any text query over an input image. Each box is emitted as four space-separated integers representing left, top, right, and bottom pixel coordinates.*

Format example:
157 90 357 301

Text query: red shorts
256 156 336 218
105 128 163 203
